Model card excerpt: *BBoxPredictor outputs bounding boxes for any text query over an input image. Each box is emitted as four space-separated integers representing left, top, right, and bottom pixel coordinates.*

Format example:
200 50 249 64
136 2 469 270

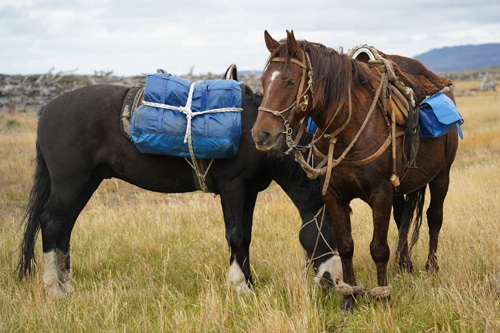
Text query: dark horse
18 66 342 298
252 31 459 310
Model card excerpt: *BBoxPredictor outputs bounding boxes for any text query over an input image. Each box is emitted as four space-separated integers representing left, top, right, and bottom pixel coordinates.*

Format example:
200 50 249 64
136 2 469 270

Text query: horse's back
36 83 271 193
36 85 136 180
386 54 452 105
39 84 127 135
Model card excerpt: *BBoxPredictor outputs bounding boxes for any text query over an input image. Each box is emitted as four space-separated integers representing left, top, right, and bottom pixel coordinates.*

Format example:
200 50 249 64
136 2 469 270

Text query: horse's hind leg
393 195 413 273
40 203 71 298
425 175 450 274
42 173 102 297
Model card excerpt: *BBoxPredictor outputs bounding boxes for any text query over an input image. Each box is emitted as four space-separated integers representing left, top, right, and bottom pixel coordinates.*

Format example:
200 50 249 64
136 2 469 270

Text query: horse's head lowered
251 30 314 152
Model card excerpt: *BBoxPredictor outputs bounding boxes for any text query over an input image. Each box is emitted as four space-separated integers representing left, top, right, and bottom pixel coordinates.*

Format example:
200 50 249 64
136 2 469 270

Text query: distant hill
414 43 500 72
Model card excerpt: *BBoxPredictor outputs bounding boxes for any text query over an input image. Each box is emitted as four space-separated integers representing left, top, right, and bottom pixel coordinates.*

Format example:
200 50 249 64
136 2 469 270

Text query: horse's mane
266 39 370 112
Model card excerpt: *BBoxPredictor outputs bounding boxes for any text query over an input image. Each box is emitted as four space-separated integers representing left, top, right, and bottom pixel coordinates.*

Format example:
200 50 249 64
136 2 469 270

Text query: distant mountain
414 43 500 72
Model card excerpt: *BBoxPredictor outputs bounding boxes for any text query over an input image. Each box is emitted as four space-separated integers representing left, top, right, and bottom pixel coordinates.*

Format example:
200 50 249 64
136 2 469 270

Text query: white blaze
270 70 280 82
263 70 281 93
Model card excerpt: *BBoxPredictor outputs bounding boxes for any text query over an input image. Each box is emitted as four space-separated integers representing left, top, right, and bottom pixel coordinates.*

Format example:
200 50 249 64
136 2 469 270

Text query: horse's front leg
55 249 73 293
323 192 356 311
425 175 450 274
41 248 73 296
220 186 257 294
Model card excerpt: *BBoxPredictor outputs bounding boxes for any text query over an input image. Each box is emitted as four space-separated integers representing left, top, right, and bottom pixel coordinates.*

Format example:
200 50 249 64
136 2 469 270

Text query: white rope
141 82 243 192
141 83 243 144
184 158 214 193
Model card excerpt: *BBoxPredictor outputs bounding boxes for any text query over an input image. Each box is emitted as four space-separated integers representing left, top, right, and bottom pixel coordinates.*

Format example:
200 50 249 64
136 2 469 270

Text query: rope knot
324 134 337 144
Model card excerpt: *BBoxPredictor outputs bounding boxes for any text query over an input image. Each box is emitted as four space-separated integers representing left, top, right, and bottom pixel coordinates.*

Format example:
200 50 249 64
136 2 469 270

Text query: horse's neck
240 90 260 132
311 73 389 156
273 153 322 212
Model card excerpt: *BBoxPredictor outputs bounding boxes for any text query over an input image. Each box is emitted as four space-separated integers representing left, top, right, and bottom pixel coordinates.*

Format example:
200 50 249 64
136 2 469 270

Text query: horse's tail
17 140 51 280
400 186 426 257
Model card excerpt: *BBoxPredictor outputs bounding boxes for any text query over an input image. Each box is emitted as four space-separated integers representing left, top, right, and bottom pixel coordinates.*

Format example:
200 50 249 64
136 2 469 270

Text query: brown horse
252 30 459 310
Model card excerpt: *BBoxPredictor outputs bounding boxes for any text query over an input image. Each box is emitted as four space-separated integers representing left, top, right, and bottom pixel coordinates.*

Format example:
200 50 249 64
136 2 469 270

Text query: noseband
258 50 314 149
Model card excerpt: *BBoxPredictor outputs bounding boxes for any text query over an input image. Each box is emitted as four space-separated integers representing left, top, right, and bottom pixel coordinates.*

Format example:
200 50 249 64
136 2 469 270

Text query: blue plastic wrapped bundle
419 92 464 139
130 72 244 159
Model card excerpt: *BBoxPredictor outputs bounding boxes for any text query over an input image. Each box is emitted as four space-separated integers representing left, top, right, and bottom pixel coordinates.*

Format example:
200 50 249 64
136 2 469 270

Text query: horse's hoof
380 296 391 308
61 281 75 294
425 262 439 275
228 261 252 295
44 284 66 299
340 295 356 312
398 260 414 274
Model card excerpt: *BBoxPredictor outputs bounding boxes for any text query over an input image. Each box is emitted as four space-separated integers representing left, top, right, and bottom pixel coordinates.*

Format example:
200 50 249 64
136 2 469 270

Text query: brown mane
265 39 371 113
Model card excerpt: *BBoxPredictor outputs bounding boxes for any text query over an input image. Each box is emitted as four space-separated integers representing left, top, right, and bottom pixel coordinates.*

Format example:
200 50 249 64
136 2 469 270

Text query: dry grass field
0 79 499 332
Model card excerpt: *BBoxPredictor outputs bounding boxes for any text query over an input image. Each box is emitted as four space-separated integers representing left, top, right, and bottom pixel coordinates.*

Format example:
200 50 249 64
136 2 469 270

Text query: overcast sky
1 0 499 76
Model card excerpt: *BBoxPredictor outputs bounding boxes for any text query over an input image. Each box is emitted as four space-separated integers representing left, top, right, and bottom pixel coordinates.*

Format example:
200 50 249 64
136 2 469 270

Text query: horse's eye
286 79 295 87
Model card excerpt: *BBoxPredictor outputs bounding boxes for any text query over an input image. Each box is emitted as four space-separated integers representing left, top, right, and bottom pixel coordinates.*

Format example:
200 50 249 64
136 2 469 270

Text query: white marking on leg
314 254 343 288
228 261 251 294
42 250 64 298
56 249 74 293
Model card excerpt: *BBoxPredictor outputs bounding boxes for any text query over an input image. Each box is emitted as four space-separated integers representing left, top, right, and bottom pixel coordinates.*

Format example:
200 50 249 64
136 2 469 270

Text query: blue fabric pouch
130 72 243 159
419 92 464 139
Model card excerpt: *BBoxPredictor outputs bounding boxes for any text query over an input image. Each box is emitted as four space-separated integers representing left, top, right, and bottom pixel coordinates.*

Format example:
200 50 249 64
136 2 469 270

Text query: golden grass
1 89 499 332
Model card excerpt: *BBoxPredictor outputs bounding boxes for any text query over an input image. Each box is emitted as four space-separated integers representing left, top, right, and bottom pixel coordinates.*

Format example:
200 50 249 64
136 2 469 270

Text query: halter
258 49 314 150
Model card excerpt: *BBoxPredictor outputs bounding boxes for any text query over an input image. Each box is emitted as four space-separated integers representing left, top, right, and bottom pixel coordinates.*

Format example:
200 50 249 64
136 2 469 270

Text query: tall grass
0 86 499 332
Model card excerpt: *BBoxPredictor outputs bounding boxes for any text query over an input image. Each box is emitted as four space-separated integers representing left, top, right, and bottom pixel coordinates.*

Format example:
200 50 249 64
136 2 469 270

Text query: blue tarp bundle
130 72 244 159
419 92 464 139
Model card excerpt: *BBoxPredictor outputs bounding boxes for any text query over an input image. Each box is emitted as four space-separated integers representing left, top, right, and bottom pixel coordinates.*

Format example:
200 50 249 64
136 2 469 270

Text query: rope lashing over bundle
142 83 243 192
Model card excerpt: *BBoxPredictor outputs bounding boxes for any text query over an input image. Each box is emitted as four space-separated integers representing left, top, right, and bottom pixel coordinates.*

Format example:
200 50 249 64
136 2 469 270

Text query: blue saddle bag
130 73 243 159
419 92 464 139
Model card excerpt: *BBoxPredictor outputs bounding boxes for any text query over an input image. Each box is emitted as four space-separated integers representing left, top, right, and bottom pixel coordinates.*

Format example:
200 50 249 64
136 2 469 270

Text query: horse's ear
264 30 280 52
286 30 299 55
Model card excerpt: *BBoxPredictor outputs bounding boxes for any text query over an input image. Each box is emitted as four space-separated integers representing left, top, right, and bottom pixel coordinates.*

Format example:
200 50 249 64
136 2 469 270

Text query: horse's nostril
252 130 271 146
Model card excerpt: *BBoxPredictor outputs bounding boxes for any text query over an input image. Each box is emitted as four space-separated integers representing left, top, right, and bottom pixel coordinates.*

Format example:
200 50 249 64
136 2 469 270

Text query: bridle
258 49 314 150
